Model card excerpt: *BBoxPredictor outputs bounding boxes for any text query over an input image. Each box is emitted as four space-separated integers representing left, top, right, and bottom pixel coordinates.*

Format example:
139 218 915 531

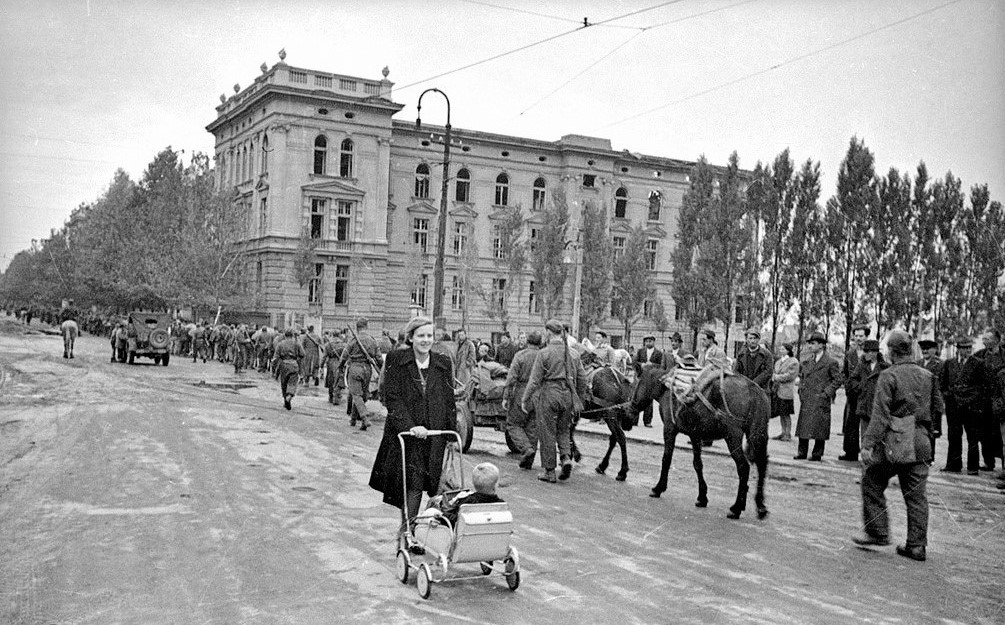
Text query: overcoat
369 349 457 510
795 352 843 440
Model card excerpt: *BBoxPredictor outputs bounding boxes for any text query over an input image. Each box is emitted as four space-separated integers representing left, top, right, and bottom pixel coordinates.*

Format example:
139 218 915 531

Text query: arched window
414 163 430 198
455 168 471 203
261 134 269 174
532 177 546 211
313 135 327 175
339 138 354 178
615 187 628 219
648 190 662 221
494 173 509 206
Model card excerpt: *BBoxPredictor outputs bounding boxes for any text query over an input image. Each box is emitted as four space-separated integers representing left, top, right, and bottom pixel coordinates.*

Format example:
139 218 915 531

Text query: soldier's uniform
340 321 379 430
273 333 305 410
504 340 541 468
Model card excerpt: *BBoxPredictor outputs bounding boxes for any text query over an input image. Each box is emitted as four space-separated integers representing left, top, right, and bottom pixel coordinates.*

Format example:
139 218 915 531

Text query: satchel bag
882 414 917 465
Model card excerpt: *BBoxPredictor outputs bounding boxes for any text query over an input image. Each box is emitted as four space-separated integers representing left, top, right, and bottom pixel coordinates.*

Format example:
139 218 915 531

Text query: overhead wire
458 0 644 29
393 0 683 93
599 0 964 130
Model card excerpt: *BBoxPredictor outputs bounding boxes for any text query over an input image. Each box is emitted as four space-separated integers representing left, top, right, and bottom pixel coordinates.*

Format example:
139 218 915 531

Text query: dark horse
570 356 634 481
631 365 770 519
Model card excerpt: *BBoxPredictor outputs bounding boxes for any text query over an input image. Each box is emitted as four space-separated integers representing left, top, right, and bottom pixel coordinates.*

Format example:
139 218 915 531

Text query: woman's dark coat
369 348 457 510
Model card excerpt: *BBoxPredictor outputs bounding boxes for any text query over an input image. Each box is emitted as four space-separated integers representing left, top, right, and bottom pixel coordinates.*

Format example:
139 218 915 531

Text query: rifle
344 323 381 371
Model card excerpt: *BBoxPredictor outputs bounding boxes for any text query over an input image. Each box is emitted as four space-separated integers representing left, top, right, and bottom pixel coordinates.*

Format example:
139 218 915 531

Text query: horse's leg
595 424 614 475
689 436 708 508
613 419 629 482
754 451 768 520
725 431 750 519
650 426 677 497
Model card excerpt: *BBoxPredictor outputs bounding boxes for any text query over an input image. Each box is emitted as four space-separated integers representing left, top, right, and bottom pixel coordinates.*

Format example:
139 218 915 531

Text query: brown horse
631 365 770 519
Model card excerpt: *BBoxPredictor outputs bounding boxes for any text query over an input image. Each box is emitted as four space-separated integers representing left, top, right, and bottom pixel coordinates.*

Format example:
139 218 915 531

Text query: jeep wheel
149 329 169 349
162 354 170 367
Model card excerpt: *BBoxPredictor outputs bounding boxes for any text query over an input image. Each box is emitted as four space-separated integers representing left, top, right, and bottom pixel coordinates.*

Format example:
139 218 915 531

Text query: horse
60 319 79 359
570 353 635 481
631 364 770 519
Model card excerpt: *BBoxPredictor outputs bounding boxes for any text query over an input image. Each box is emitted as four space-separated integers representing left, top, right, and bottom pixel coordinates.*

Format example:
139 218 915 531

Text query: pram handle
397 429 465 530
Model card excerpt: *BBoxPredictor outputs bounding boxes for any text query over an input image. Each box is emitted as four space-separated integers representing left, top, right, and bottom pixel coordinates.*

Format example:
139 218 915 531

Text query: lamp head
415 117 422 130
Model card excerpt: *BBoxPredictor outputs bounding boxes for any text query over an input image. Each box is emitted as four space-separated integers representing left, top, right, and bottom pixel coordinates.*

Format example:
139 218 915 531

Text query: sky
1 0 1002 272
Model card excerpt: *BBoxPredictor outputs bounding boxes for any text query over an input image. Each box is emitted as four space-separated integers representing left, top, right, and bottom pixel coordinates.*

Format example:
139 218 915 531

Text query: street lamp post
564 234 584 339
416 88 451 330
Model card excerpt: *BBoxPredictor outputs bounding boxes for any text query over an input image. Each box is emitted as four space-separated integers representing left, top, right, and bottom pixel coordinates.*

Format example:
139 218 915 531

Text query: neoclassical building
207 59 743 348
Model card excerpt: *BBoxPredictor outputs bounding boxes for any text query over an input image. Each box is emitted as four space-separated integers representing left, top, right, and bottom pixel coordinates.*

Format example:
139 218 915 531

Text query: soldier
323 332 344 405
272 328 305 411
300 325 323 386
339 318 379 430
941 336 987 474
233 323 251 373
917 339 944 459
503 331 543 469
854 331 941 562
521 319 588 483
191 321 207 363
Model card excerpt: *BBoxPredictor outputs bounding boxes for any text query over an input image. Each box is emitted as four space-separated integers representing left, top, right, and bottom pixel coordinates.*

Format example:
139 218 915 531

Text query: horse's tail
746 385 771 468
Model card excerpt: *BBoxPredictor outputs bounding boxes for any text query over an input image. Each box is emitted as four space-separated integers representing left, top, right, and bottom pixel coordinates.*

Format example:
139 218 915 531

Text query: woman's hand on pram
409 425 430 439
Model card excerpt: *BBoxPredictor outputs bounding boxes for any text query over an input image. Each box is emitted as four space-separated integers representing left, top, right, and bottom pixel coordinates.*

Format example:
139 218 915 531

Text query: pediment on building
645 224 668 238
449 204 478 219
525 213 547 226
301 178 366 197
405 200 438 215
488 206 521 221
610 220 633 234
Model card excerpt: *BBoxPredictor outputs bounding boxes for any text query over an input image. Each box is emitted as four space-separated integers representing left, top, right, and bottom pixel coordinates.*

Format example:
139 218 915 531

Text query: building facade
207 60 744 349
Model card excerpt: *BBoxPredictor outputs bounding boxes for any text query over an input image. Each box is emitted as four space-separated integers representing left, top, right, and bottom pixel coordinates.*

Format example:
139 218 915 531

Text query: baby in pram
423 462 504 528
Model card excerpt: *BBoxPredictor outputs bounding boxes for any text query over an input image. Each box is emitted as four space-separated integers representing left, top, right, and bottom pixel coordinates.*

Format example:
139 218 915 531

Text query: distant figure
60 318 79 359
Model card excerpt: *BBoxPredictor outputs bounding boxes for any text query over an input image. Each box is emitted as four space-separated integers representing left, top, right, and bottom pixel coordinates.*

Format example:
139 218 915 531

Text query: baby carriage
395 430 521 599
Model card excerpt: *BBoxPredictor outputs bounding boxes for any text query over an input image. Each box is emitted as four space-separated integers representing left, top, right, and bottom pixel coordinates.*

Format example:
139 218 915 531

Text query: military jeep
127 311 172 366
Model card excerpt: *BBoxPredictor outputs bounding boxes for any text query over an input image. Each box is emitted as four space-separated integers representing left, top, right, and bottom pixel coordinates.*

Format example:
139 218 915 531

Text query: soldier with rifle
338 317 380 430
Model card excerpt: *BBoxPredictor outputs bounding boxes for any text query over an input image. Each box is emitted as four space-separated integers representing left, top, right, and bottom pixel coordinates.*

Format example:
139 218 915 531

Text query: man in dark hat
794 331 842 460
635 334 663 427
734 329 772 391
940 336 987 474
522 319 587 483
854 330 941 562
917 339 944 458
842 339 888 461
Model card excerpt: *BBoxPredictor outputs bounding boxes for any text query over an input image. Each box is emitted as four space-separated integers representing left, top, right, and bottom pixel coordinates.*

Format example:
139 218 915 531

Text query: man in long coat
454 329 476 386
794 331 843 460
941 336 988 474
842 324 869 438
300 325 323 386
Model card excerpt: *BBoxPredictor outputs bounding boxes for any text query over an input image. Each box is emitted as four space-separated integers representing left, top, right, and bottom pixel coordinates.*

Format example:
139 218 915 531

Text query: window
411 274 428 308
529 228 539 254
528 280 540 314
494 173 509 206
261 135 269 174
643 299 655 317
413 218 429 252
646 239 658 271
310 198 326 239
308 263 323 303
451 276 464 311
615 187 628 218
313 135 327 175
453 222 467 255
492 224 507 259
335 201 352 242
256 261 263 291
334 263 349 305
674 304 684 321
339 139 354 177
259 198 267 235
455 168 471 202
648 190 662 221
612 235 625 259
492 277 507 310
582 174 596 188
415 164 430 198
532 177 546 211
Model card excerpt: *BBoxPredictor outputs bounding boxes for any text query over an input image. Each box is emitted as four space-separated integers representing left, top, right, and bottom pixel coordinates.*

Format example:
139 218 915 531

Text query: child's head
471 462 500 494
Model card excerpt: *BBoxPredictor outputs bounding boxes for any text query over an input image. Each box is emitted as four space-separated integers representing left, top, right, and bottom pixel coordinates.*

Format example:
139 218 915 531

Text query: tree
870 167 912 332
646 296 670 350
960 185 1005 333
293 228 319 289
753 150 796 350
456 222 480 330
481 205 526 332
782 159 823 351
578 200 613 335
531 187 570 320
904 162 934 334
611 224 655 346
929 172 965 341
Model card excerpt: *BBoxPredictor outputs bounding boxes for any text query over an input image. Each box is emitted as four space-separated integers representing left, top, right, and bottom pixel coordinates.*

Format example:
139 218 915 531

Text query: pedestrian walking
301 325 322 386
521 319 588 483
853 330 942 562
272 328 305 411
794 331 842 461
339 318 379 430
770 342 798 441
503 331 542 469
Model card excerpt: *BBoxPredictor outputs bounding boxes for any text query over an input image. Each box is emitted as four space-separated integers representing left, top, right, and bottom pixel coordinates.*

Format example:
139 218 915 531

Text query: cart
454 361 520 454
395 430 521 599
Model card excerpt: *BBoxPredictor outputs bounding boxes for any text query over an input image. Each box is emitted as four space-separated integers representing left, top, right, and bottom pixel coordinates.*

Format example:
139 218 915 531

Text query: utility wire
516 0 760 118
394 0 683 93
600 0 963 130
459 0 643 29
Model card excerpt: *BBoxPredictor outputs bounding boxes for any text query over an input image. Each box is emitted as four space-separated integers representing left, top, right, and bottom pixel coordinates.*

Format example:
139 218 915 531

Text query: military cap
887 330 913 355
862 339 881 352
356 317 368 329
745 328 761 339
807 331 827 344
545 319 564 334
917 339 938 350
954 336 973 348
670 332 683 342
595 330 608 338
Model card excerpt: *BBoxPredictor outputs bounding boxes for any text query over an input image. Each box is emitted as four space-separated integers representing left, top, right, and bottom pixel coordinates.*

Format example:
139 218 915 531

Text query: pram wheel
504 547 520 591
417 563 433 599
480 561 493 575
395 550 410 584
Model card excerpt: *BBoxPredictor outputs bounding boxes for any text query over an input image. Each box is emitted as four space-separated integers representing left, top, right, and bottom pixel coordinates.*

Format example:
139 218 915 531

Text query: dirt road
2 323 1003 624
